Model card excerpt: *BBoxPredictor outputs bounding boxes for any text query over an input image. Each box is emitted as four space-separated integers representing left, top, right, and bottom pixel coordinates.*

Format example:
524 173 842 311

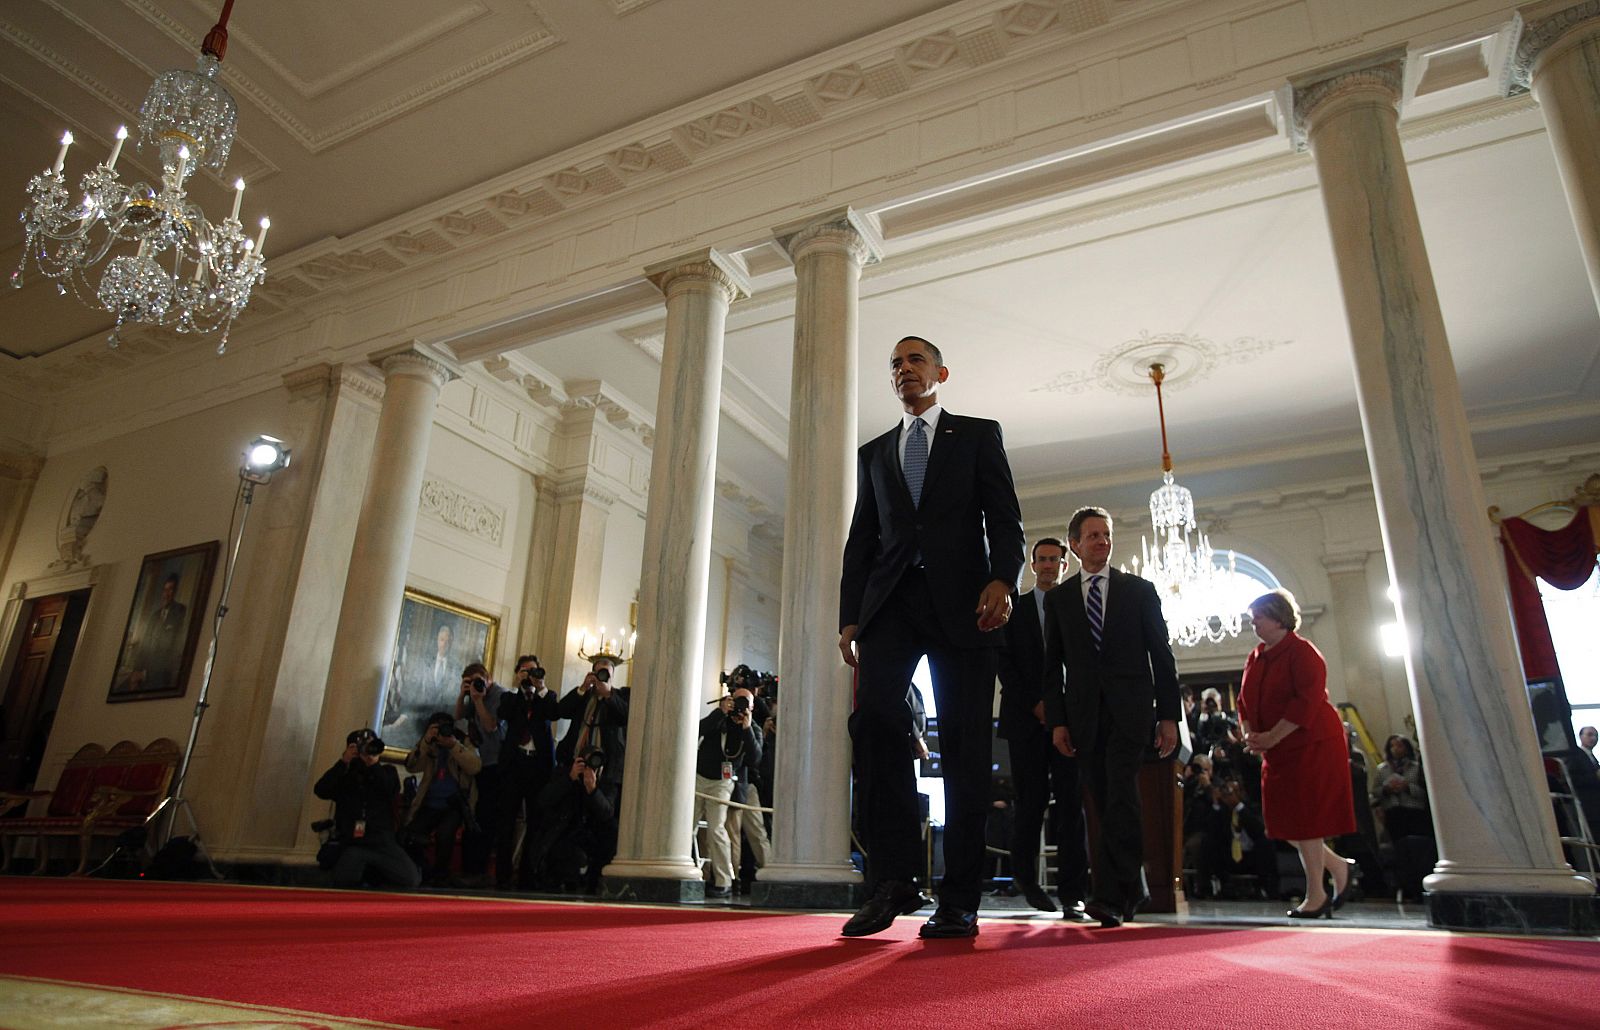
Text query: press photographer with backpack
313 728 421 890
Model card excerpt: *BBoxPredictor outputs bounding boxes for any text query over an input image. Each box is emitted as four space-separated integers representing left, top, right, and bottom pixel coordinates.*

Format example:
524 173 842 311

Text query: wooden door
0 595 68 791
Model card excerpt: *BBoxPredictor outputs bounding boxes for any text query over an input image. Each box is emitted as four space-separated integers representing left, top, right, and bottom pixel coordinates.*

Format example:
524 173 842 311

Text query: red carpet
1 878 1596 1029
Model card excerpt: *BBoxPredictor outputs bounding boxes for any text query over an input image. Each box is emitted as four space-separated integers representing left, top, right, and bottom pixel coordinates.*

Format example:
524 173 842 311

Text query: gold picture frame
379 588 499 751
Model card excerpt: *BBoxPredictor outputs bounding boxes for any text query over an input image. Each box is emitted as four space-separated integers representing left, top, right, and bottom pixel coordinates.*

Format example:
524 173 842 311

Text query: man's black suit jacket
839 412 1025 648
1041 568 1179 756
996 589 1047 740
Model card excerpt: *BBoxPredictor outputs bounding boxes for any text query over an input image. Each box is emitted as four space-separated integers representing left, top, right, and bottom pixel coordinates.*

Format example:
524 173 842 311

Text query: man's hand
578 673 596 695
1154 719 1178 758
580 766 598 794
569 761 584 782
595 677 613 699
1052 725 1075 757
1032 701 1046 725
341 743 359 765
719 696 734 714
838 625 859 669
422 725 439 746
975 581 1012 632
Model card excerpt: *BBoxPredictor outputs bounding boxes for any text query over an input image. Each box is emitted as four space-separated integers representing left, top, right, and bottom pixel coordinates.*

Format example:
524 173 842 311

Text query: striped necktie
1086 574 1104 650
904 417 928 506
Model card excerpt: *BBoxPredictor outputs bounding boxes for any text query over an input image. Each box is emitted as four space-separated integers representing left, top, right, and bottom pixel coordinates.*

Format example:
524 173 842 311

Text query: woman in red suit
1239 588 1356 919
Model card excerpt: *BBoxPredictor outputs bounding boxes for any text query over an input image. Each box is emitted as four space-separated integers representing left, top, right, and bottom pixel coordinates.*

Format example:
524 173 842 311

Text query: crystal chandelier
11 0 269 354
1125 363 1244 647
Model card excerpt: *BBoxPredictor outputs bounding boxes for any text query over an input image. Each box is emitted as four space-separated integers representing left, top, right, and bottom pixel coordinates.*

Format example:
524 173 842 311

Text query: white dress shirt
898 403 944 470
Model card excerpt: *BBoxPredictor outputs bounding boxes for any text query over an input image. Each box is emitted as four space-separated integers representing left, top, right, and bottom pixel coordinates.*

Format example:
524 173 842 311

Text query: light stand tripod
128 436 290 878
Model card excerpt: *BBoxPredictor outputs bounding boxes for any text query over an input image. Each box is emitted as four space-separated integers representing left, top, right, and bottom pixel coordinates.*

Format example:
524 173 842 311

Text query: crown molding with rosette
5 1 1524 415
418 475 507 547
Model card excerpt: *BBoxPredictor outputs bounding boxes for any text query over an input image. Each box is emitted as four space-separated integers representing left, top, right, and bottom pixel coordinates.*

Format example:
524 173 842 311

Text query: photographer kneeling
403 712 483 886
313 729 422 890
525 747 618 893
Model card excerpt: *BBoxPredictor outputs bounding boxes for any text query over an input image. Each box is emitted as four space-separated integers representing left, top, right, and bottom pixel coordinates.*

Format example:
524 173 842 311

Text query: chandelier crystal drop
10 1 268 354
1124 363 1246 647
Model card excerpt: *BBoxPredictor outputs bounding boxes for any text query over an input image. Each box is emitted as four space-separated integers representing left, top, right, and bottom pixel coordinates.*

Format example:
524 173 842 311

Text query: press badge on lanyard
353 819 366 839
721 761 734 781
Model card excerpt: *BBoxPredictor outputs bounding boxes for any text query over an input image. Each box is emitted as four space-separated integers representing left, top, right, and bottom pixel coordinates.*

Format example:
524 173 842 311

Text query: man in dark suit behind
839 335 1025 940
1042 506 1179 928
996 537 1090 920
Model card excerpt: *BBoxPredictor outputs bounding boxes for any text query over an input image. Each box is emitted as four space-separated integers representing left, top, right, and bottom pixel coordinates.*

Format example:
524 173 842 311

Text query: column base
600 876 706 904
1426 891 1600 935
750 879 864 910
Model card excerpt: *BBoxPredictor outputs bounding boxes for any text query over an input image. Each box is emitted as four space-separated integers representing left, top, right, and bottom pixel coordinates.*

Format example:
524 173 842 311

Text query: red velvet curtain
1498 506 1600 681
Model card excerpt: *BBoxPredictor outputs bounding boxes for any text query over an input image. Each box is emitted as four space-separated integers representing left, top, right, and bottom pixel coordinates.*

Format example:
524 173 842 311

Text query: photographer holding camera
402 712 483 886
494 653 560 888
313 729 421 890
555 657 630 792
694 685 764 898
525 746 619 893
453 661 505 883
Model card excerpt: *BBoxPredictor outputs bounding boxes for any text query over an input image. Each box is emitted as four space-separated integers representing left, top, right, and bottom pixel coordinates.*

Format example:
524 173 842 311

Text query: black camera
350 728 385 757
729 695 751 717
519 666 545 687
581 749 606 772
594 667 611 683
436 723 455 740
469 676 487 694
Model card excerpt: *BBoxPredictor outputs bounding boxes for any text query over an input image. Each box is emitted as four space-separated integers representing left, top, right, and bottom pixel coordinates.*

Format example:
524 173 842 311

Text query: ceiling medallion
1030 331 1289 396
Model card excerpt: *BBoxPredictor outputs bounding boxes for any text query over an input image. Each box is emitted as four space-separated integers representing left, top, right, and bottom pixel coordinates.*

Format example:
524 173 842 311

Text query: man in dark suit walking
838 335 1025 940
1042 506 1179 928
997 537 1090 920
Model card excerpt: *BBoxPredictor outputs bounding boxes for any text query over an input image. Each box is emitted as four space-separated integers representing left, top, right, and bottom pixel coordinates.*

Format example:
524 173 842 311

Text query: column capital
644 248 751 305
1321 550 1377 576
282 362 387 405
774 207 885 268
1289 48 1406 149
1508 1 1600 92
368 344 459 388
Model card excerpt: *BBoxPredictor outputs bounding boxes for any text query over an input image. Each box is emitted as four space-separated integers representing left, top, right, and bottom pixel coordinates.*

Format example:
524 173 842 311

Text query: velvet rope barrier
1498 505 1600 681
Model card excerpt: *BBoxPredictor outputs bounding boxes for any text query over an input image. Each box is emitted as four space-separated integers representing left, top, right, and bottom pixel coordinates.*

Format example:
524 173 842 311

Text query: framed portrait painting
107 541 220 702
380 589 498 748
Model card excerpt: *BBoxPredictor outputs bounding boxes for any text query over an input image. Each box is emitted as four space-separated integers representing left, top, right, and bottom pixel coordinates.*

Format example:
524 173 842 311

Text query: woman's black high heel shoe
1287 897 1334 920
1330 857 1357 910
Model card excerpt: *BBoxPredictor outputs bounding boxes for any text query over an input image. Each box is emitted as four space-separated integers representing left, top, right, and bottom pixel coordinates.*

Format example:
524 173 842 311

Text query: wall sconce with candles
575 625 635 665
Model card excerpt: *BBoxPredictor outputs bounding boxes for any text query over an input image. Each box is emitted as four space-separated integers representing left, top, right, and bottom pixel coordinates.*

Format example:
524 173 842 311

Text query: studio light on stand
140 434 291 876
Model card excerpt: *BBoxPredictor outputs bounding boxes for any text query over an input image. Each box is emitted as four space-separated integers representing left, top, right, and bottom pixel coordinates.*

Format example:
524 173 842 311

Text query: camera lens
595 667 611 683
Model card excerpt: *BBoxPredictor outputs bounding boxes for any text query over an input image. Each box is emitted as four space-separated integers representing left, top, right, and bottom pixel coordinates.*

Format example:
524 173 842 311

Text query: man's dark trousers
1008 726 1086 901
854 568 996 914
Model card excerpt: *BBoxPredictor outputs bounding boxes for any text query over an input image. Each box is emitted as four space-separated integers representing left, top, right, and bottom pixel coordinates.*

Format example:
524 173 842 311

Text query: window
1541 566 1600 744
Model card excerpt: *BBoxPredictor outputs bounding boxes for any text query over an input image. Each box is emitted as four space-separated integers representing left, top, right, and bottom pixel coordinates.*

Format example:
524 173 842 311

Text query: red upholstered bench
0 738 180 875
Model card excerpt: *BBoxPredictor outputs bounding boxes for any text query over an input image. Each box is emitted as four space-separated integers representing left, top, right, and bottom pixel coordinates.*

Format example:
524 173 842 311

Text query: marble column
1294 53 1596 933
196 364 383 860
751 210 882 908
603 250 750 901
304 346 456 817
1321 551 1393 754
1513 2 1600 310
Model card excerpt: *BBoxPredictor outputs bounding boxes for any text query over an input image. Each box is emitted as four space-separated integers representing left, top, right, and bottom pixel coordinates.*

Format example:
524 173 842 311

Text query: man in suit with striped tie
838 335 1025 939
1041 506 1180 928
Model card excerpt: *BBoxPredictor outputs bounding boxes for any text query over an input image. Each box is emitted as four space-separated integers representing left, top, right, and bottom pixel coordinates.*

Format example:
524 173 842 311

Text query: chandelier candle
106 126 128 171
52 132 72 175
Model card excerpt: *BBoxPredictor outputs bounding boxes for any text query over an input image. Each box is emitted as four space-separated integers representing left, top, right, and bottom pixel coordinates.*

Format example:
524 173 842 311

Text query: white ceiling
3 1 1598 532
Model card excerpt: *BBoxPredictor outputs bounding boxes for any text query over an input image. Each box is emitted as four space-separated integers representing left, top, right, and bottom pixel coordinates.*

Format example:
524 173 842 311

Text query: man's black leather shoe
705 884 732 899
918 907 979 939
1083 899 1123 928
841 880 929 937
1122 893 1150 923
1020 884 1059 913
1060 900 1095 923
